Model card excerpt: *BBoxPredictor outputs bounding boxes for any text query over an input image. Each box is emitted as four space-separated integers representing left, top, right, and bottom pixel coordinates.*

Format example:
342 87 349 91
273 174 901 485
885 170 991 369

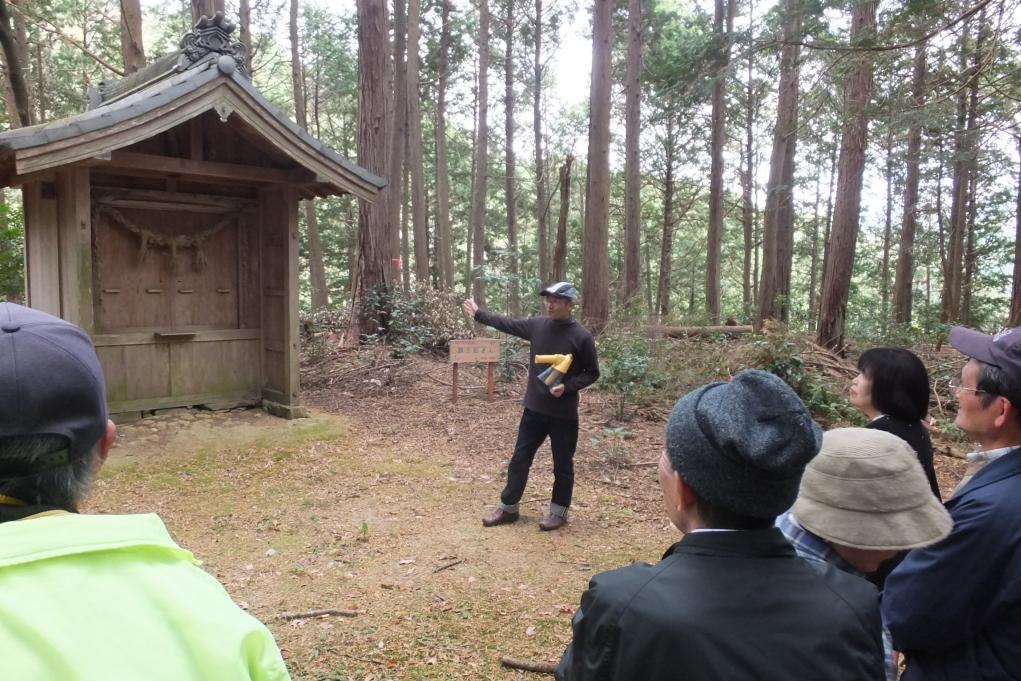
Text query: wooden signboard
449 338 501 403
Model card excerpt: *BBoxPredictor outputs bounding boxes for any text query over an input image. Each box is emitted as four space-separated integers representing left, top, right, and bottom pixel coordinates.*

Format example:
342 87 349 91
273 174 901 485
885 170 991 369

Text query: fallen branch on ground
500 656 558 674
274 608 359 621
651 325 754 337
433 558 464 573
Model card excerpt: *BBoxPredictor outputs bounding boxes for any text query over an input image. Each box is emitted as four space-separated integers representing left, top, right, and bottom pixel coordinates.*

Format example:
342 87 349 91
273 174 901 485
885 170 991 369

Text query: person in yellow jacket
0 302 290 681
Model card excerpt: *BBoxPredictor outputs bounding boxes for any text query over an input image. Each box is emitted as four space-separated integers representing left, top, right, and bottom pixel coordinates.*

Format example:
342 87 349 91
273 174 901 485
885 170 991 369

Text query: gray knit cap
665 370 823 519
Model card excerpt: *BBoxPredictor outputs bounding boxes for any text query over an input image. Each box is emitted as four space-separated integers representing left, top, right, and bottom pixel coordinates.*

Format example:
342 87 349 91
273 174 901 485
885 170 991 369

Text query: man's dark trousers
501 408 578 512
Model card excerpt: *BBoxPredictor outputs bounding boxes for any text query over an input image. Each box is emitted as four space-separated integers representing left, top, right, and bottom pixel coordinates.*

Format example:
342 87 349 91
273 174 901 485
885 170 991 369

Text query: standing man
555 371 884 681
0 303 291 680
462 282 599 531
883 326 1021 681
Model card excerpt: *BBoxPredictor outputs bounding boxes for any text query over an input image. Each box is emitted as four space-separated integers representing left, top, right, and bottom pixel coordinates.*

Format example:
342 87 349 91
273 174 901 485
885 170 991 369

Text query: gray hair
0 435 99 512
977 362 1021 428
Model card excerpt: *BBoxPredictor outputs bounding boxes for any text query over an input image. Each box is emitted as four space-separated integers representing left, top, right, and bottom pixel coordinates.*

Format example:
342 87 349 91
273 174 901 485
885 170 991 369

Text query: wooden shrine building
0 14 384 419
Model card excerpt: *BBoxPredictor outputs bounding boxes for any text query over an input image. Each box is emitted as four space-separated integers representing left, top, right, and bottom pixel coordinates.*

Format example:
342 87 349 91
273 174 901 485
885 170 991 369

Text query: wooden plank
109 390 259 414
170 338 261 396
99 151 295 185
23 182 61 314
189 117 203 161
92 188 257 210
96 343 171 403
92 328 261 347
56 168 93 330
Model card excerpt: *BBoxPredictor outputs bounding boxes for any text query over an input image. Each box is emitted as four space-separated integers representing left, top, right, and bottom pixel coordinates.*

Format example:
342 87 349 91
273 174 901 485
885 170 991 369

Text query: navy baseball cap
949 326 1021 388
539 282 578 301
0 303 108 477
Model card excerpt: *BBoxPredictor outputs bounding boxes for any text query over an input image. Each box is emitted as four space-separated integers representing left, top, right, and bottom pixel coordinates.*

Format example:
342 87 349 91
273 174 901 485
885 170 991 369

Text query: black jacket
473 309 599 420
867 415 940 499
556 528 885 681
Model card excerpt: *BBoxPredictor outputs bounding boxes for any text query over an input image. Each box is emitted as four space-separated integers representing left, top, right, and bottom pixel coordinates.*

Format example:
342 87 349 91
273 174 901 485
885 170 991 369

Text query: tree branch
9 2 124 77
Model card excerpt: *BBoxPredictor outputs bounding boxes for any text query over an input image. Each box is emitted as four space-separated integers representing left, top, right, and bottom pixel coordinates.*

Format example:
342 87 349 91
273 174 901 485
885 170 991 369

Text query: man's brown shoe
482 508 520 527
539 513 567 531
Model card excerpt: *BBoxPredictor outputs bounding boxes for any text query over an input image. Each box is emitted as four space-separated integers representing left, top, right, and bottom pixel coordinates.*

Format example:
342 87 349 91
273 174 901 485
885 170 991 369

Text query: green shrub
597 334 660 420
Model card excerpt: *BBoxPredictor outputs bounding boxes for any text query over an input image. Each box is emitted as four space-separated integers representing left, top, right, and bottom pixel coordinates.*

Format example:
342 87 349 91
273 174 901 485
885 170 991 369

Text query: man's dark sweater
474 309 600 420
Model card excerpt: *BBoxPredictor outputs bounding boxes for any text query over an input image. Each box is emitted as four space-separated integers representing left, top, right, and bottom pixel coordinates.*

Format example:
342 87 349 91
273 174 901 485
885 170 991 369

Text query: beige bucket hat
793 428 952 551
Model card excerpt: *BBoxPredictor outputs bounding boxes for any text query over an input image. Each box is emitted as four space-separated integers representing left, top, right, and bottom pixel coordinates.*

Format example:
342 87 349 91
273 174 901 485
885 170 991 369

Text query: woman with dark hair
849 347 941 500
849 348 943 591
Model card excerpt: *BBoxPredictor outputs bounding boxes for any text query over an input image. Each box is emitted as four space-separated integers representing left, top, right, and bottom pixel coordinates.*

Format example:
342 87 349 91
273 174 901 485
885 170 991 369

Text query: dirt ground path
89 358 677 680
88 356 966 681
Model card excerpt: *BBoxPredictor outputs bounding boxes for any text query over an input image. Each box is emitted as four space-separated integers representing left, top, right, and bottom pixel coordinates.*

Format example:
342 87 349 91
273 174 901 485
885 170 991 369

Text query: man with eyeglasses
883 326 1021 681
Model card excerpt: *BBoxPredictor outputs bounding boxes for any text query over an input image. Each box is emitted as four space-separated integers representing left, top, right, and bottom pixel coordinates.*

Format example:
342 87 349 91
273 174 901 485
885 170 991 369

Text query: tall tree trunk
401 150 411 290
469 0 491 305
740 0 756 314
119 0 145 74
756 0 800 327
817 135 838 329
434 0 454 289
961 171 977 325
504 0 520 313
190 0 224 23
407 0 429 283
960 13 985 326
1009 134 1021 327
880 111 894 333
581 0 612 332
553 156 573 282
353 0 394 336
893 44 926 324
705 0 734 323
239 0 252 74
622 0 642 308
808 166 822 316
0 0 31 127
817 0 876 351
389 0 409 282
657 116 677 317
942 23 971 323
533 0 549 283
290 0 330 309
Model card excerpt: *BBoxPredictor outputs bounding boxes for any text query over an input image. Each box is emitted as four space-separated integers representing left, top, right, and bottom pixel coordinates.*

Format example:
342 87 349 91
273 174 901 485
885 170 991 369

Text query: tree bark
705 0 734 323
119 0 145 74
401 147 411 290
533 0 549 284
581 0 612 333
622 0 643 309
553 155 573 282
389 0 409 282
892 44 926 324
755 0 800 327
880 110 893 332
942 23 971 323
817 0 876 351
239 0 252 74
656 116 677 318
434 0 454 289
190 0 224 24
407 0 429 283
0 0 31 127
353 0 395 336
504 0 520 313
960 12 985 326
290 0 330 309
1009 134 1021 327
808 166 822 316
470 0 491 305
740 0 756 314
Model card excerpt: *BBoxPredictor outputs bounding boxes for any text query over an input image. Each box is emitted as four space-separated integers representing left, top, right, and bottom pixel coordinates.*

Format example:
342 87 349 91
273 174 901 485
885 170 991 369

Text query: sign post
449 339 501 403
